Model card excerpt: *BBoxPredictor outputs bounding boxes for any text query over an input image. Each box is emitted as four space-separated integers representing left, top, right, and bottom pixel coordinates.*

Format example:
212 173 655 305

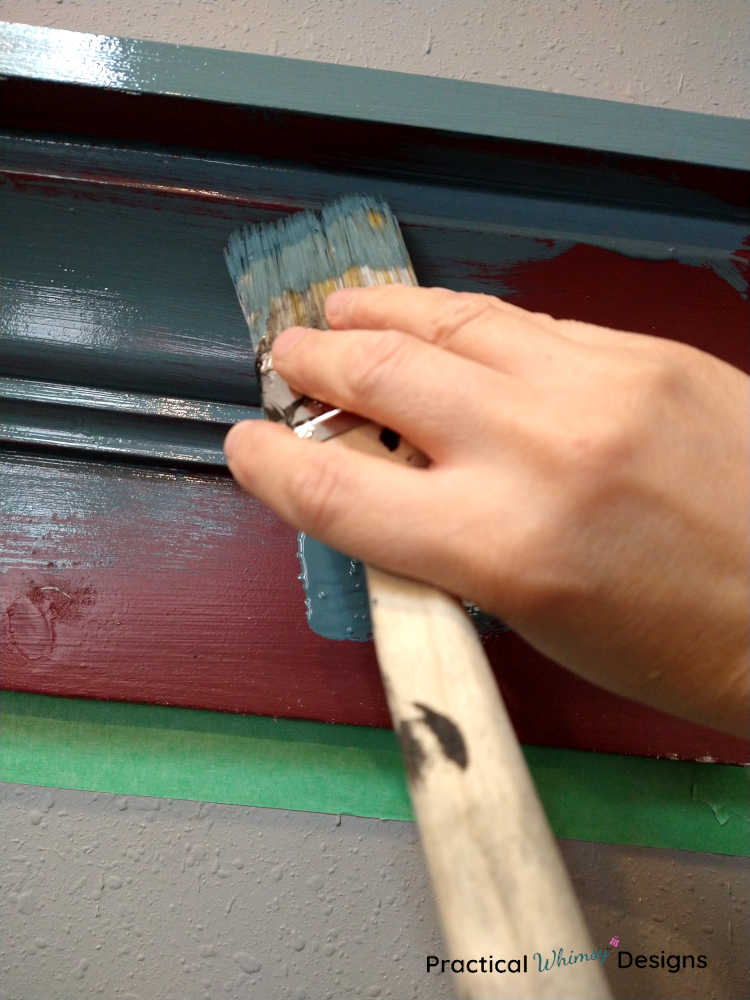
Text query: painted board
1 23 748 765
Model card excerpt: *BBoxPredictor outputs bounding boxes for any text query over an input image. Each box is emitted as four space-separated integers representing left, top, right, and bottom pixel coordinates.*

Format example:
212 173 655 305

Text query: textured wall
2 784 748 1000
1 0 749 117
1 3 749 1000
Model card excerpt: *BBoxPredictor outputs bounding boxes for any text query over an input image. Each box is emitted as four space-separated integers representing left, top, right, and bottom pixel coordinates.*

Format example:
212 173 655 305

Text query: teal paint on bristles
224 194 416 358
223 195 417 641
224 195 417 430
224 195 507 641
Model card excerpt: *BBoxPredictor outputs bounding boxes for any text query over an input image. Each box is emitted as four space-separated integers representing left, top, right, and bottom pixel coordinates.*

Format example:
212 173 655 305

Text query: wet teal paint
4 134 744 325
2 20 748 170
0 159 259 405
296 534 508 642
296 533 372 642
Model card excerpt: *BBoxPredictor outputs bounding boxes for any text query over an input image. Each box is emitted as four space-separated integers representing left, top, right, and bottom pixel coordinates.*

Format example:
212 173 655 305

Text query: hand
224 286 749 738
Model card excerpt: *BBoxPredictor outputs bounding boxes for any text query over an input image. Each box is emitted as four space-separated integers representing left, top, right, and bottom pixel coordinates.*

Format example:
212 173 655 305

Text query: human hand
224 286 749 738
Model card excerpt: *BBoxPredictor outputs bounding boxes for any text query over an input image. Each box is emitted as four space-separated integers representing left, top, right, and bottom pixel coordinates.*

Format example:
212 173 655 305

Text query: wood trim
1 20 749 169
1 23 748 766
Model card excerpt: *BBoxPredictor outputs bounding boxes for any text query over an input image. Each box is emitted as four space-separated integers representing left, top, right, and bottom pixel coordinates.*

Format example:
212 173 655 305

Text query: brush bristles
224 195 415 354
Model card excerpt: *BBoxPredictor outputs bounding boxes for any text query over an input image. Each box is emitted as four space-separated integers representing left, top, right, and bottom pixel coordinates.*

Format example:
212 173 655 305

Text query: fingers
325 285 604 375
224 419 455 578
326 285 477 341
271 324 524 461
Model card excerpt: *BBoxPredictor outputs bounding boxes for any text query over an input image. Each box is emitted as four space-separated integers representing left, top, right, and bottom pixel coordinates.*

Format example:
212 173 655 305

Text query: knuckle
564 353 689 475
628 336 697 396
640 350 687 394
424 292 497 347
529 309 556 326
346 330 409 402
287 450 346 534
355 285 391 323
550 421 638 522
616 353 690 443
501 520 579 621
665 346 705 393
578 416 636 470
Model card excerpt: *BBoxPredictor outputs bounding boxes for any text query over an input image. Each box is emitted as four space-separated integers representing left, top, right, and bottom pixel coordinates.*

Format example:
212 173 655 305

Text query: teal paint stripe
1 21 748 170
1 692 747 856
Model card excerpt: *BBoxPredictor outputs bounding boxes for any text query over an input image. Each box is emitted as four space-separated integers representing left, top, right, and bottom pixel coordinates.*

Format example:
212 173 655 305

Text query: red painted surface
1 454 389 725
2 455 748 764
504 243 748 371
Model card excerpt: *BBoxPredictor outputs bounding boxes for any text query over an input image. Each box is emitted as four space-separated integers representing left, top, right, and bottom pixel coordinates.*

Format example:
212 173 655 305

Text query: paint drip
297 533 372 641
297 533 508 642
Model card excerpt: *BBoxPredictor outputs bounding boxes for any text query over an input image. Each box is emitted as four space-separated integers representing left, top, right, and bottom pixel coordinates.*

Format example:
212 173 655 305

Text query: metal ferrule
259 366 364 442
293 407 364 442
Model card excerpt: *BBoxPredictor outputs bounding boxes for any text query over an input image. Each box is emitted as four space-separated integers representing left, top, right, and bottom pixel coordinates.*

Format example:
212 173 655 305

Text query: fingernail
273 326 307 359
325 289 353 321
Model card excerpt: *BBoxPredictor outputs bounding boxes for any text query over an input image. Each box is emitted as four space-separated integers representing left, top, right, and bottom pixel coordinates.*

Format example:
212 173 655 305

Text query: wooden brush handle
334 423 613 1000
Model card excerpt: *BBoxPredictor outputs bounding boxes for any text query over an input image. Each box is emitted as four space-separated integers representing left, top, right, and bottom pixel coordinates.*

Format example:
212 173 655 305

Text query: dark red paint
1 441 748 765
502 243 748 371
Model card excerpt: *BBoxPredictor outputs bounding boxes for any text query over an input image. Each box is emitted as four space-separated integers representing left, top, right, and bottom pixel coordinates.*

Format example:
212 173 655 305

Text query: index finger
326 285 479 340
326 284 643 354
325 284 572 376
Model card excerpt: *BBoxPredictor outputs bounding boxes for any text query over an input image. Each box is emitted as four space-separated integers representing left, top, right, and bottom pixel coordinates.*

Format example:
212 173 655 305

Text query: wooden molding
1 22 748 765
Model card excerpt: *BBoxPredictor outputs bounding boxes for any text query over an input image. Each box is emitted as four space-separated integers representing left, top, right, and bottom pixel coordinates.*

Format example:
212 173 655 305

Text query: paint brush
225 196 612 1000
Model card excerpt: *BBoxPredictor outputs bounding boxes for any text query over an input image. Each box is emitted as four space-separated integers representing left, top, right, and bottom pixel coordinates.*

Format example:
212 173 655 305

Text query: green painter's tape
0 691 411 819
1 692 747 856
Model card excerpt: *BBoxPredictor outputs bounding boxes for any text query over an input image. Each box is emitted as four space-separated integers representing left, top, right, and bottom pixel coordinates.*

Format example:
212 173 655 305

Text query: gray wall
2 3 749 999
2 784 749 1000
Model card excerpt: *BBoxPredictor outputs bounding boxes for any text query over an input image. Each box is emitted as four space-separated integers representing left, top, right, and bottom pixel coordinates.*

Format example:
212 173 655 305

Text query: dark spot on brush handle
397 720 426 782
414 702 468 770
379 427 400 452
